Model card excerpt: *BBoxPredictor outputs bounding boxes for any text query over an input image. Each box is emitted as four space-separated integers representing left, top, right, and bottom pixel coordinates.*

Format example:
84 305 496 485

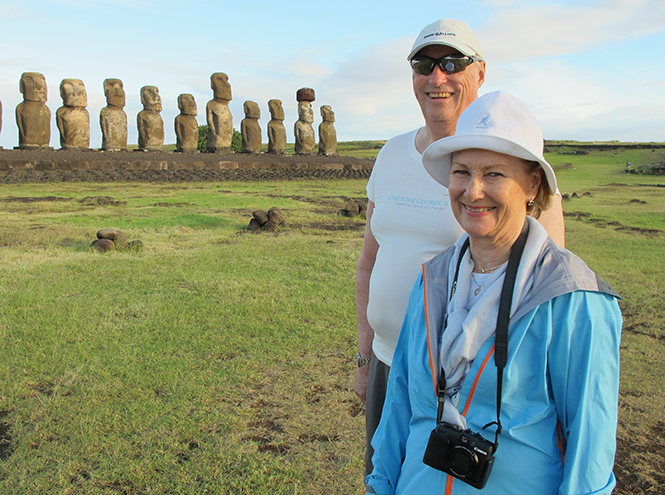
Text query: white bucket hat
422 90 557 194
407 19 484 61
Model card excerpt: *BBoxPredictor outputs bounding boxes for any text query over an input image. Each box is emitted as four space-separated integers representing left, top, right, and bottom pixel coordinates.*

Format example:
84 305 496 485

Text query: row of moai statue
4 72 337 155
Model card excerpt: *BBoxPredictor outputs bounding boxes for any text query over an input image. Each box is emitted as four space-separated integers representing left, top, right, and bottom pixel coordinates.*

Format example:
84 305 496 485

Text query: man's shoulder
373 128 420 169
380 128 419 151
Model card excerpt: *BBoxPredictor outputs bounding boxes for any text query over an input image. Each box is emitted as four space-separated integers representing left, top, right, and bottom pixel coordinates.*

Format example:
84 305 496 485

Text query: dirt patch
0 410 13 460
615 421 665 494
564 211 662 237
153 202 194 207
79 196 127 206
289 222 366 232
2 196 71 203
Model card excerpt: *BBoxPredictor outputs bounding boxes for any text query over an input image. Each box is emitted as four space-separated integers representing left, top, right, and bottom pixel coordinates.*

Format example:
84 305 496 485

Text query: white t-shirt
366 129 464 366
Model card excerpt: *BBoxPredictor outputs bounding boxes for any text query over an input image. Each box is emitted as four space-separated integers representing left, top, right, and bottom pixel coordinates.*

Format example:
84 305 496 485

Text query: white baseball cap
407 19 484 61
422 90 557 194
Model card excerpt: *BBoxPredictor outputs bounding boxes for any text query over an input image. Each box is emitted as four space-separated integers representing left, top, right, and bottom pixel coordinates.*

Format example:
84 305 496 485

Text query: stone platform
0 149 373 172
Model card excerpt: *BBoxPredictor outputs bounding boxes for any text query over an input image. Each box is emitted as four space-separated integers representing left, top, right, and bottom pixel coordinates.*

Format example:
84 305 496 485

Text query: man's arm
537 193 565 248
354 200 378 403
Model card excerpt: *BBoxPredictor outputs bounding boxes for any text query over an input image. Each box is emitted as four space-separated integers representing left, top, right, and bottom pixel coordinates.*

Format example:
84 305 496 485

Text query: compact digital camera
423 421 496 490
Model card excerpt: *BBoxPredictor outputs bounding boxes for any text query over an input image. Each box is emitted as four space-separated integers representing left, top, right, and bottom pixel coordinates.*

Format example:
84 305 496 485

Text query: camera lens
447 446 478 478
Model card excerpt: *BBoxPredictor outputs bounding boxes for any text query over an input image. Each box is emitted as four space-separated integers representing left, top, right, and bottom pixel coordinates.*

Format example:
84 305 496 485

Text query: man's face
411 45 485 132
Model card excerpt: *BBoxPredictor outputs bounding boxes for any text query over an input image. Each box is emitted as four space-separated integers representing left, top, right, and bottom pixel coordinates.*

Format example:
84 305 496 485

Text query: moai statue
206 72 233 152
15 72 51 149
137 85 164 151
241 100 261 153
56 78 90 150
294 87 315 155
175 93 199 153
267 99 286 155
100 78 128 151
318 105 337 156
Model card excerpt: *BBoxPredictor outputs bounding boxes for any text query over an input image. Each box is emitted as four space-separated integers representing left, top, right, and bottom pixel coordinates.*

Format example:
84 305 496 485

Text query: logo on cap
424 31 456 40
476 114 491 129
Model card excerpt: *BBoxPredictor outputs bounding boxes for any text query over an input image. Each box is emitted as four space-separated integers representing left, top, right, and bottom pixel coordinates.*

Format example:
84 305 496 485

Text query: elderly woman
365 91 622 495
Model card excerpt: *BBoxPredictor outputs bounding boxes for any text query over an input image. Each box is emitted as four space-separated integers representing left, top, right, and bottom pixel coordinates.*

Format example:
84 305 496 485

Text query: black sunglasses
410 55 481 76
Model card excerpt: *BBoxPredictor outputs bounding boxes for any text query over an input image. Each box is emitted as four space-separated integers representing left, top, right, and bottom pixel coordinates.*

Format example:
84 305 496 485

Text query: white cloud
480 0 665 63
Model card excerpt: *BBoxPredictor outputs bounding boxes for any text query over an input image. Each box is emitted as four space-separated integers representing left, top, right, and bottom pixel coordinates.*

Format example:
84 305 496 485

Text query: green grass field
0 143 664 494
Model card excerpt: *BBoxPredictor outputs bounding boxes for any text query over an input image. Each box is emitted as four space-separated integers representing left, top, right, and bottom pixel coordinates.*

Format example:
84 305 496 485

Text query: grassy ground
0 144 664 494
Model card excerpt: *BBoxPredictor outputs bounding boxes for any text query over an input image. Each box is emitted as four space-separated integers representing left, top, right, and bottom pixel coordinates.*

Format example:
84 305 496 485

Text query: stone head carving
20 72 47 103
244 101 260 119
298 102 314 124
321 105 335 122
178 93 197 116
211 72 232 101
141 86 162 112
104 79 125 108
268 99 284 121
60 79 87 107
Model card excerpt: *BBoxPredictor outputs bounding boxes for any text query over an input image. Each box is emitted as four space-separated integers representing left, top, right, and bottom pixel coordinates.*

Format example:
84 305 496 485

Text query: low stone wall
0 149 374 173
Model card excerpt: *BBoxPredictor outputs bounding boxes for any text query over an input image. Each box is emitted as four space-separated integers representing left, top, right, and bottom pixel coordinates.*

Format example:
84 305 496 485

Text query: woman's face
449 149 541 247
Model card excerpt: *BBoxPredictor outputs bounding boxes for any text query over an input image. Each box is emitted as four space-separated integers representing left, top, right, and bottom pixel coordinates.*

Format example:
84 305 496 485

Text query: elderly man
354 18 565 477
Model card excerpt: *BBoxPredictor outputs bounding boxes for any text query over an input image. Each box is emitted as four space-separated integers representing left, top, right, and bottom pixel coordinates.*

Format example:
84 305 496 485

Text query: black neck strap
436 221 530 448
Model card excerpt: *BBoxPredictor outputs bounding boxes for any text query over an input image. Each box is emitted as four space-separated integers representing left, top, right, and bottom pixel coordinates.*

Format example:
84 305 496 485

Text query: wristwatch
356 352 371 368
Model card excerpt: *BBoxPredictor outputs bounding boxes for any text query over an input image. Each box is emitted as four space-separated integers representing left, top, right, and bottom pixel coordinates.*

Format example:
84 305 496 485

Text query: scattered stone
248 218 262 231
92 228 139 252
582 191 593 197
252 210 269 224
247 206 285 232
91 238 115 252
337 199 367 218
344 200 359 216
267 206 283 225
629 199 647 204
97 228 120 241
571 192 579 198
561 194 570 201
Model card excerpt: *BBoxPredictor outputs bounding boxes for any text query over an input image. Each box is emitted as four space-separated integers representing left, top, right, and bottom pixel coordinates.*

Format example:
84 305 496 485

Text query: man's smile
427 92 453 98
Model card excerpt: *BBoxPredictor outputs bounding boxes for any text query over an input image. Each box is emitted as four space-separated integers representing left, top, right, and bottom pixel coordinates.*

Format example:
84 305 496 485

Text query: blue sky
1 0 664 148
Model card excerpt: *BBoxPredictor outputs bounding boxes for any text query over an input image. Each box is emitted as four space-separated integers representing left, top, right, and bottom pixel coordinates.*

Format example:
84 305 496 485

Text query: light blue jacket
366 233 622 495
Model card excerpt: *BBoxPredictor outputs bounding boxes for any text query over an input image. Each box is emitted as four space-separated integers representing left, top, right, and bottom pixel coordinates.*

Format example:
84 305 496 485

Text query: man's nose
428 65 450 85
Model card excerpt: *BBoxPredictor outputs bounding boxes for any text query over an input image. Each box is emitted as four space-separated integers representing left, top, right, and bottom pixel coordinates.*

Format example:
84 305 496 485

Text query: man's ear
476 61 486 88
